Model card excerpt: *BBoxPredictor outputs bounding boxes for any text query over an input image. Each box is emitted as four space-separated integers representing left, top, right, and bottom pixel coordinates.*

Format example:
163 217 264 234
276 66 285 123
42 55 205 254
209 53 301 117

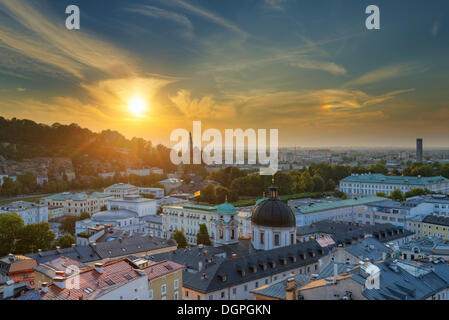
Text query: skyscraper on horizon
417 138 423 162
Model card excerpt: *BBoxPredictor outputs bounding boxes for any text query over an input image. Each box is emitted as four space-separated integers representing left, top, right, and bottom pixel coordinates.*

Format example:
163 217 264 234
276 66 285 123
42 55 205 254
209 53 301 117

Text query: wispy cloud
264 0 286 11
290 60 346 75
165 0 248 37
124 5 194 37
0 0 136 79
344 64 422 88
169 89 235 120
432 20 440 37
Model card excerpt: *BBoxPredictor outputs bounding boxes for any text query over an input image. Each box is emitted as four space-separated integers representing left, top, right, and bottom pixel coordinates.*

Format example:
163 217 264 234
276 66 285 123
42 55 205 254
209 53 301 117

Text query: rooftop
41 259 144 300
341 174 449 185
293 196 385 214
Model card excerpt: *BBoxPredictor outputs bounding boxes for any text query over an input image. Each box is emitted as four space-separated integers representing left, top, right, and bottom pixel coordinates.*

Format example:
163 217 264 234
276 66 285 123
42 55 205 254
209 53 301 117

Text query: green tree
326 179 336 191
201 183 217 204
17 223 55 254
273 172 293 195
79 212 91 220
215 186 230 204
405 188 434 198
173 230 188 249
54 234 76 249
0 213 24 256
368 163 389 175
196 224 212 246
440 163 449 179
312 174 325 192
59 215 81 235
376 192 388 198
390 189 405 202
297 171 315 193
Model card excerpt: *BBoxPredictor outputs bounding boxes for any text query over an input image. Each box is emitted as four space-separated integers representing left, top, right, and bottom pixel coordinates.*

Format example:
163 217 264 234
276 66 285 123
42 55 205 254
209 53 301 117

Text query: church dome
251 183 296 228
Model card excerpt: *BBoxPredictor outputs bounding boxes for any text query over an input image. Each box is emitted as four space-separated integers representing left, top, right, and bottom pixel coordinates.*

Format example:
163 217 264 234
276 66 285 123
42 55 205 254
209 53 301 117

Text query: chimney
55 270 65 277
286 274 297 301
38 249 42 257
201 273 207 279
41 282 49 293
56 246 62 254
382 252 387 261
8 253 14 262
72 244 76 248
198 261 203 272
94 263 104 274
333 263 338 284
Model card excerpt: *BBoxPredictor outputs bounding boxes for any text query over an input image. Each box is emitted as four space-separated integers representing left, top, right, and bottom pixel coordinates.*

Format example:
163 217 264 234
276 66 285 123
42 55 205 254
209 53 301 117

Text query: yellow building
131 258 184 300
420 215 449 240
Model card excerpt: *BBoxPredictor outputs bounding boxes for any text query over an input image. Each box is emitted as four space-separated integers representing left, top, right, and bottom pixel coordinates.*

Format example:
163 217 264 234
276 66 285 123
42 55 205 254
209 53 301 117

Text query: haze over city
0 0 448 148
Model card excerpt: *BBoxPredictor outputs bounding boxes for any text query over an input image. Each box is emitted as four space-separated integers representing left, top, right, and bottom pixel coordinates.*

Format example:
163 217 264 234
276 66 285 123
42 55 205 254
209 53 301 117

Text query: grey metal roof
26 246 101 264
317 262 357 280
297 220 412 245
92 209 137 221
92 235 176 259
151 240 331 294
251 274 311 300
362 260 448 300
345 238 389 262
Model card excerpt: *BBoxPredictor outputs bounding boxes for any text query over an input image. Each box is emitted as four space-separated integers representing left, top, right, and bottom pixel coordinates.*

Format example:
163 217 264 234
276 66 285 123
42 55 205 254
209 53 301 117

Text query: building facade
339 174 449 197
0 201 48 225
162 202 239 246
40 192 113 216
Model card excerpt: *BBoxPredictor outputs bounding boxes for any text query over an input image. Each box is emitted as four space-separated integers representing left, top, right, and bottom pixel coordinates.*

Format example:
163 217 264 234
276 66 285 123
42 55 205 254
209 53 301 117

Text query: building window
260 232 265 245
290 233 294 244
149 290 153 300
221 291 225 298
274 233 280 246
174 291 179 300
174 279 179 290
161 284 166 295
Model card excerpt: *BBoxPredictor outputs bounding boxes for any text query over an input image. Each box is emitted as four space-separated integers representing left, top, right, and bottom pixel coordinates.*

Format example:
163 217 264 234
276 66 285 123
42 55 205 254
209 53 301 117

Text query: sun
128 97 147 117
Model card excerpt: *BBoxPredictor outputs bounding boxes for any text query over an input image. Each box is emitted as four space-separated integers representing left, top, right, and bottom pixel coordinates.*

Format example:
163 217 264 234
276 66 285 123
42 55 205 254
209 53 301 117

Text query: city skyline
0 0 448 148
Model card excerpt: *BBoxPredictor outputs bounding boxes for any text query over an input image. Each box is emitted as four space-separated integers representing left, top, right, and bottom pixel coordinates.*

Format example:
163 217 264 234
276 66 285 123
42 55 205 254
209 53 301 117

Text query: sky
0 0 448 148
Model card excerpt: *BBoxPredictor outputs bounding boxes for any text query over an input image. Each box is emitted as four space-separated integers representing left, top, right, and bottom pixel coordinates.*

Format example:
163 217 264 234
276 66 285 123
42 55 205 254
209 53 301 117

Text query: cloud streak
344 64 421 88
0 0 136 79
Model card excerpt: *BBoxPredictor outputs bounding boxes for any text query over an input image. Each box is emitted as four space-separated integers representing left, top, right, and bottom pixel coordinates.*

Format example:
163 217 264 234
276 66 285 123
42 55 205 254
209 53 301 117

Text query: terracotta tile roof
8 259 37 274
42 259 145 300
144 260 184 281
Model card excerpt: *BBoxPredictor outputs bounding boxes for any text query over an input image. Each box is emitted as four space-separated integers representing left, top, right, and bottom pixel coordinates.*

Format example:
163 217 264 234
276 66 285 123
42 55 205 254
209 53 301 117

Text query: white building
75 196 157 237
0 201 48 225
162 202 239 246
104 183 139 199
40 192 113 216
355 199 434 228
139 187 164 199
291 196 385 227
339 174 449 197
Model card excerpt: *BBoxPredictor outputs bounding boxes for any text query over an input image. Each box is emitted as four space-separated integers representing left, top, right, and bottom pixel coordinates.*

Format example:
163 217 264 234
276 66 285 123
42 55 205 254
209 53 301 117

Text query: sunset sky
0 0 448 148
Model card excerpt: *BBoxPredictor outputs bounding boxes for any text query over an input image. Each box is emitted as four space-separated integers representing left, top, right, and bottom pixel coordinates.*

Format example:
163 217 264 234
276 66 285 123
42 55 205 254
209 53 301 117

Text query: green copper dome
215 202 237 214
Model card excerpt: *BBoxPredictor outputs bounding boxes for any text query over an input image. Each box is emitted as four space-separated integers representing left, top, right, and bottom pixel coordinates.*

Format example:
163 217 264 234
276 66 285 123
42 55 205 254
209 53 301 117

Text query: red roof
42 259 144 300
144 260 184 281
